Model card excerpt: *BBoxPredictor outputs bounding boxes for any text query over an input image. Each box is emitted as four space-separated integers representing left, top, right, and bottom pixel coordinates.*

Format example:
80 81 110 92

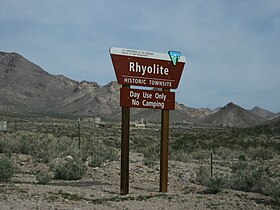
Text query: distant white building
82 117 106 127
179 120 194 126
94 117 101 124
132 118 146 128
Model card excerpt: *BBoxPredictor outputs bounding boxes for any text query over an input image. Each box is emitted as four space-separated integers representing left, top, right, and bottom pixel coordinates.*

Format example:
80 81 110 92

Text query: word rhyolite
129 62 169 76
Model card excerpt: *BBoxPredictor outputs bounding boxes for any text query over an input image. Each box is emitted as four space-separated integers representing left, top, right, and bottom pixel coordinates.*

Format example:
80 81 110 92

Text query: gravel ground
0 153 278 210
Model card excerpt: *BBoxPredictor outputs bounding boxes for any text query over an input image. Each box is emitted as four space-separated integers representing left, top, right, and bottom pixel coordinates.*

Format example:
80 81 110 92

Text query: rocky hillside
200 102 266 128
175 103 214 119
250 106 277 120
0 51 277 126
0 51 198 122
0 52 121 117
0 52 77 113
57 81 121 116
263 116 280 129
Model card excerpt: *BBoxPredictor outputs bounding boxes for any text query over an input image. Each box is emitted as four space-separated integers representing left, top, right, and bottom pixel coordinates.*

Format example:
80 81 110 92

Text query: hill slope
0 51 276 125
0 52 120 116
200 102 266 128
0 51 194 121
0 52 77 113
250 106 277 120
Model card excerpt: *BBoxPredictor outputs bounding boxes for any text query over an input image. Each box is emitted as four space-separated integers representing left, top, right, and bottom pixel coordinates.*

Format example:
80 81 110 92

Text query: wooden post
210 148 213 177
78 118 81 156
120 85 130 195
160 89 170 192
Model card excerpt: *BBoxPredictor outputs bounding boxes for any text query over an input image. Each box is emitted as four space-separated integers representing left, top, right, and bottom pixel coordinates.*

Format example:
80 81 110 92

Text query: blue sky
1 0 279 112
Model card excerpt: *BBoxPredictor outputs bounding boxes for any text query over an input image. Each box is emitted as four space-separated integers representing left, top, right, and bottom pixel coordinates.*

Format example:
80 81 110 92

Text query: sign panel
120 88 175 110
0 121 7 131
110 47 186 89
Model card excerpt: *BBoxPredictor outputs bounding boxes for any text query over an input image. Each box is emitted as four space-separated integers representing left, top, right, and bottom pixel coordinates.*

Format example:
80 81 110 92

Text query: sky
0 0 279 113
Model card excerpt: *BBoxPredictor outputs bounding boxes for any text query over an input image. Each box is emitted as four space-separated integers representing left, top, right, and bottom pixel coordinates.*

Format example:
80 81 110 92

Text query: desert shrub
230 169 255 192
247 146 276 160
191 149 209 160
53 159 86 180
0 140 6 153
0 132 21 154
270 182 280 204
238 154 246 161
231 160 249 173
132 136 159 160
172 134 197 153
0 140 12 157
196 165 226 193
196 165 210 186
142 145 159 160
213 147 228 159
88 143 118 167
89 155 103 168
0 132 81 163
215 146 241 160
36 171 52 185
230 161 273 194
228 160 280 203
18 134 30 154
49 136 80 161
170 135 201 162
205 176 226 194
170 150 191 162
2 131 120 165
143 159 156 168
0 156 14 181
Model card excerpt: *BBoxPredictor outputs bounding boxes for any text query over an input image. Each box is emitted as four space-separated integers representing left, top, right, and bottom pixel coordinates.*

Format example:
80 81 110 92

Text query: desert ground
0 116 279 209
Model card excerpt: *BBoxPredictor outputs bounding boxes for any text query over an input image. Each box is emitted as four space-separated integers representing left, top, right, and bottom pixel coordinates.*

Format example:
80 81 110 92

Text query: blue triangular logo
168 51 181 66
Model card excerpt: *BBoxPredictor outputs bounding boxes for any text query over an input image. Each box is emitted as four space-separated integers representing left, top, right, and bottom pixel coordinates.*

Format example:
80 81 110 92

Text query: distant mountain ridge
249 106 277 120
0 51 277 127
0 51 120 117
200 102 266 128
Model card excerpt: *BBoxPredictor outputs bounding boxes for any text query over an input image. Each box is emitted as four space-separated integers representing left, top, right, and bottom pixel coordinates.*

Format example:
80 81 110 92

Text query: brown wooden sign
120 88 175 110
110 47 186 89
110 47 186 195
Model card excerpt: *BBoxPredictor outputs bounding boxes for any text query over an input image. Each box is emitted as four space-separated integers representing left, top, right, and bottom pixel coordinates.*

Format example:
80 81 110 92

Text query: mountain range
0 51 279 128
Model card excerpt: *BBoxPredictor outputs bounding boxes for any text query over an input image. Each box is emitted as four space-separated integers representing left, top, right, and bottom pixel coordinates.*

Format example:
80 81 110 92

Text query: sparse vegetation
196 166 226 194
0 116 279 206
247 146 276 160
53 159 86 180
36 171 53 185
206 176 226 194
0 156 14 181
143 159 156 168
196 160 280 203
132 135 159 161
87 142 118 167
54 189 171 204
230 161 275 195
196 166 211 186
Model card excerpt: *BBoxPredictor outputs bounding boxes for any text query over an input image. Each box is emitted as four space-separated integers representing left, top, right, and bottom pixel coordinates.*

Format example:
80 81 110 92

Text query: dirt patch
0 153 277 210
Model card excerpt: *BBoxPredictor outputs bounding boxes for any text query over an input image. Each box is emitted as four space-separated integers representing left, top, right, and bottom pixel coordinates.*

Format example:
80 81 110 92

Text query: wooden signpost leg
121 85 130 195
160 89 170 193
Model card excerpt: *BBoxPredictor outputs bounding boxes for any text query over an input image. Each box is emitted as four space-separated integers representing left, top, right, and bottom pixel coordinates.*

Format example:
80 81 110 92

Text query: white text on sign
120 88 175 110
129 62 169 76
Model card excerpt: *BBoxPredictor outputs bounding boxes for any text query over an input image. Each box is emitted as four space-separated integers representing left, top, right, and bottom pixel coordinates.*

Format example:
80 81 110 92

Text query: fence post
78 118 81 156
210 148 213 177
